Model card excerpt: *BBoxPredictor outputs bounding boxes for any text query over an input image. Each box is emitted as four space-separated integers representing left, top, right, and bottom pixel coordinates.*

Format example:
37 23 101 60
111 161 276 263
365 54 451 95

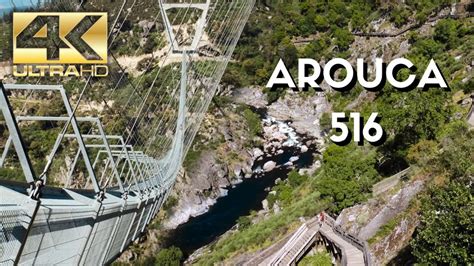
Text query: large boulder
300 145 309 153
271 131 288 142
262 199 269 211
263 161 277 172
138 20 156 33
252 148 264 159
289 156 299 162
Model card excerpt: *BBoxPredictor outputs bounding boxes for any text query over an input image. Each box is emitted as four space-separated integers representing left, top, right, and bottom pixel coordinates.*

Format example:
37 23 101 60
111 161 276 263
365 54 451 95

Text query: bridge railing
271 224 308 265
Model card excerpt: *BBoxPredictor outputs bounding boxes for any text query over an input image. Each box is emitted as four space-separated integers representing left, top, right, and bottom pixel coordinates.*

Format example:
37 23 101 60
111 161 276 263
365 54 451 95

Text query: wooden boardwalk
248 213 370 266
259 219 320 265
247 169 417 266
319 223 365 266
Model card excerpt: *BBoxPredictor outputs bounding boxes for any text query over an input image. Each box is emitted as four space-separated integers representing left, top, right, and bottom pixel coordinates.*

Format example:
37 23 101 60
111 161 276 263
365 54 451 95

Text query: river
163 116 319 258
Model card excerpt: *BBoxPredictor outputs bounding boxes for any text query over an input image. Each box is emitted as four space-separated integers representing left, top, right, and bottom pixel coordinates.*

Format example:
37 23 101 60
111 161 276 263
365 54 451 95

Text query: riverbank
161 105 322 256
163 87 328 230
163 134 318 258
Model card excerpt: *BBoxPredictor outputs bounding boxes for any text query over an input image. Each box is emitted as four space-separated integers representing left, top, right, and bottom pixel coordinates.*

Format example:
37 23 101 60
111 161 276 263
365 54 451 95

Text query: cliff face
335 179 425 264
163 100 257 229
164 149 255 229
370 212 420 265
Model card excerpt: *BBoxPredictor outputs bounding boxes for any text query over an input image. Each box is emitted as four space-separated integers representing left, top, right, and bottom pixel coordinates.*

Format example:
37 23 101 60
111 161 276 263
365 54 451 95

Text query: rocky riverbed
163 115 321 260
232 87 331 138
162 86 330 230
163 110 321 230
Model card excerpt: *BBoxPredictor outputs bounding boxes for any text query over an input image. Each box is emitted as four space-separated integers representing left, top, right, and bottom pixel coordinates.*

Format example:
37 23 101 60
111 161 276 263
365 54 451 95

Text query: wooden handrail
322 212 372 266
253 212 373 265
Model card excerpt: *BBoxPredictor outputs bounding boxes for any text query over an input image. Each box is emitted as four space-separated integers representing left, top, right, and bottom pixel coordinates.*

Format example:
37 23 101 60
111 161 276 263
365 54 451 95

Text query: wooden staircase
276 221 319 265
254 213 371 266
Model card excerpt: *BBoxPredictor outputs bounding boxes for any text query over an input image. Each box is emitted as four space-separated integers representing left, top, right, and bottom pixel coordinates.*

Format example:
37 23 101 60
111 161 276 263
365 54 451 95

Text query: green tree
277 37 298 67
327 0 349 27
316 144 378 213
313 15 329 31
461 78 474 94
154 247 183 266
411 182 473 264
288 170 308 188
242 108 263 139
333 28 354 51
351 10 367 31
439 123 474 179
318 177 365 213
301 34 330 60
434 19 460 50
237 216 252 229
380 88 451 142
320 144 378 191
319 112 331 133
410 38 443 58
389 7 411 27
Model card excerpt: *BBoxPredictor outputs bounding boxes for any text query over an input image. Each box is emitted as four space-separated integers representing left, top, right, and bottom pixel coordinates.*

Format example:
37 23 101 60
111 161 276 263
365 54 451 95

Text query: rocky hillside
184 1 473 265
163 96 257 229
336 176 425 265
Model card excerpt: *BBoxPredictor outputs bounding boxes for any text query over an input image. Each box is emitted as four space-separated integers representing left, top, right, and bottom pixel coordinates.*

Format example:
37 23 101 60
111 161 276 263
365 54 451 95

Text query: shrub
407 140 438 167
288 170 307 188
411 182 473 264
242 108 263 138
332 28 354 51
154 247 183 266
299 251 332 266
389 7 411 27
434 19 460 50
237 216 252 229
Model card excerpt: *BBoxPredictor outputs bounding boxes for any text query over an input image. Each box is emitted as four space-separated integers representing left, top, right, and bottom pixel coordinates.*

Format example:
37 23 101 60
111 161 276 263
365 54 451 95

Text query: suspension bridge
0 0 254 264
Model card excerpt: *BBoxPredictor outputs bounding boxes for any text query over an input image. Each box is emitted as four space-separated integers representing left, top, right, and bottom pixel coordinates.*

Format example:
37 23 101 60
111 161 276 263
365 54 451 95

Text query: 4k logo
13 12 108 64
